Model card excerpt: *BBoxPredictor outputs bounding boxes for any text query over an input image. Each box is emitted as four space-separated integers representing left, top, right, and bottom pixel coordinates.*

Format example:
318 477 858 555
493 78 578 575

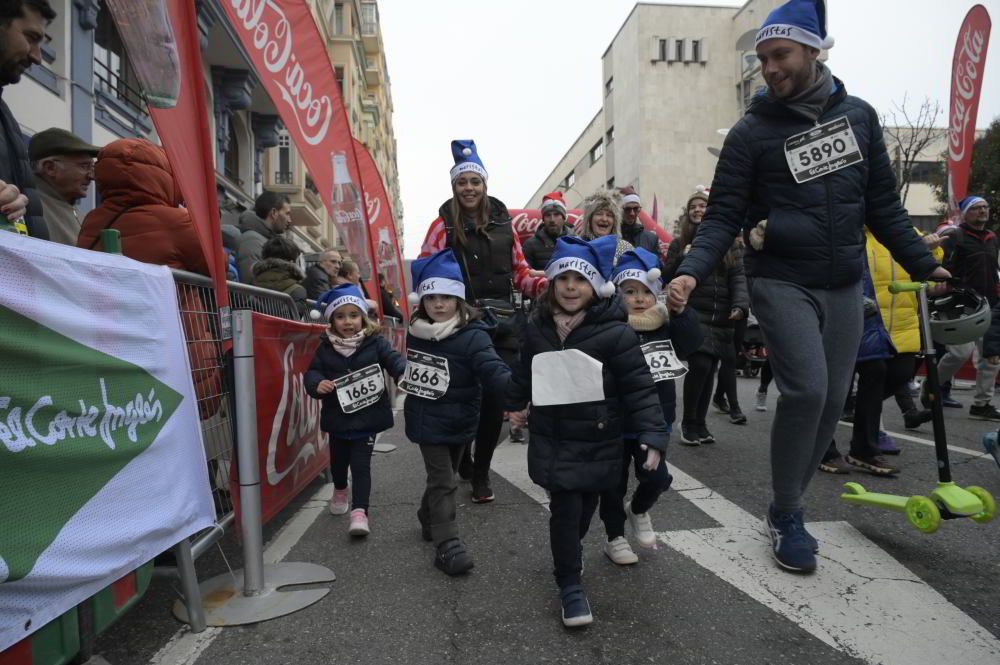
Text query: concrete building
266 0 403 252
527 0 782 229
9 0 401 257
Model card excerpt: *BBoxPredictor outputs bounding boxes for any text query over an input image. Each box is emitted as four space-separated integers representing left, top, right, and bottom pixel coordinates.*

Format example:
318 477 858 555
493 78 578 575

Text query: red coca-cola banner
142 0 230 310
232 313 329 525
217 0 379 300
354 138 408 321
510 209 672 260
948 5 992 215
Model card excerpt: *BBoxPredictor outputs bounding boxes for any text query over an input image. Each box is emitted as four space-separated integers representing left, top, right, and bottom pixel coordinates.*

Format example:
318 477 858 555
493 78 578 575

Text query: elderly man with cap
618 186 659 255
666 0 948 573
523 191 575 270
29 128 100 246
921 195 1000 420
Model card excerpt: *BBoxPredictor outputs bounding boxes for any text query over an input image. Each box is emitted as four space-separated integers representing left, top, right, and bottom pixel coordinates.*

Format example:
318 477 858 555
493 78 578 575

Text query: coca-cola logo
365 191 381 225
949 24 986 163
510 211 583 240
227 0 333 146
265 343 325 486
334 209 364 224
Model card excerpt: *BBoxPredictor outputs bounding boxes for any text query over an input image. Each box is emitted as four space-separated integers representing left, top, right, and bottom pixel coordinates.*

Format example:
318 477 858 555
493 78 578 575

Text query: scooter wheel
965 486 996 524
905 496 941 534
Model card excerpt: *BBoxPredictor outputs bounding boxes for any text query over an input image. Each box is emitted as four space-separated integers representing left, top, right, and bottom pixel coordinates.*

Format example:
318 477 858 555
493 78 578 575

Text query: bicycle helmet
927 288 992 345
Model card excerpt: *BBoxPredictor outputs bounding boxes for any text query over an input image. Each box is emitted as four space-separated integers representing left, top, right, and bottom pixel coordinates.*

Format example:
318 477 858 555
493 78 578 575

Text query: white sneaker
755 391 768 412
348 508 370 537
627 503 656 548
603 536 639 565
328 488 349 515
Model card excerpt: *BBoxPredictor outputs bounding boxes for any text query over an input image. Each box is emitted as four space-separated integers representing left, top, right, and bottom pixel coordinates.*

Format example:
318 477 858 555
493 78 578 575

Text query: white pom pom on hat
408 291 421 308
462 147 472 156
598 281 616 298
647 267 662 283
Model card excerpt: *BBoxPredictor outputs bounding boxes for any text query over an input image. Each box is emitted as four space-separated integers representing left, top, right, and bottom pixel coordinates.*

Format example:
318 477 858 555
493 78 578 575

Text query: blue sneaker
983 431 1000 469
559 584 593 627
765 506 817 573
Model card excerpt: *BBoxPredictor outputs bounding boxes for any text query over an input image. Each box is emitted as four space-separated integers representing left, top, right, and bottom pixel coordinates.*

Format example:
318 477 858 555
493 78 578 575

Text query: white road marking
491 441 1000 664
148 483 334 665
836 421 989 459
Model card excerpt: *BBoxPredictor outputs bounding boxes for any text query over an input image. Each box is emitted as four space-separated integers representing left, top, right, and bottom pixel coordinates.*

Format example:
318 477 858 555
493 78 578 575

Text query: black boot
903 408 933 430
434 538 474 575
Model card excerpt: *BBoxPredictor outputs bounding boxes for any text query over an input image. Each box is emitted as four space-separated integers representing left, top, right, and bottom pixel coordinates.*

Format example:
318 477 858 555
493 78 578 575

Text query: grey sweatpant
751 277 863 513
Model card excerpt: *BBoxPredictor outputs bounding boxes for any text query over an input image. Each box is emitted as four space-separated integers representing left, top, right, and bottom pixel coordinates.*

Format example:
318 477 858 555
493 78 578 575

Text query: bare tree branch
879 95 942 206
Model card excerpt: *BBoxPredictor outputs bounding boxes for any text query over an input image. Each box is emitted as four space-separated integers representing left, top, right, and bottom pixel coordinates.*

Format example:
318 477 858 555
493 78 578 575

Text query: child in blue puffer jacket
598 248 702 565
305 283 405 537
402 249 511 576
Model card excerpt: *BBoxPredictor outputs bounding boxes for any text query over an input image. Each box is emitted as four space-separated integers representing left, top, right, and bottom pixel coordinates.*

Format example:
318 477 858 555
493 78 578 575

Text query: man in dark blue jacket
666 0 948 574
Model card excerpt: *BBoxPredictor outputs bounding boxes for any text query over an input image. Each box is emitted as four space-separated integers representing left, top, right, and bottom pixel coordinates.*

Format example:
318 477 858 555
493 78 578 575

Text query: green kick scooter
841 280 996 533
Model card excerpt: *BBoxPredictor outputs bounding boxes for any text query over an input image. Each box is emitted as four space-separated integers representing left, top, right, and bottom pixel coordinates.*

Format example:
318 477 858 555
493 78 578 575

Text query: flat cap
29 128 101 161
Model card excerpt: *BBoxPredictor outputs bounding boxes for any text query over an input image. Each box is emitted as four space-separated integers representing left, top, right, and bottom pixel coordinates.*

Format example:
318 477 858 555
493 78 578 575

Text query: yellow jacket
865 229 943 354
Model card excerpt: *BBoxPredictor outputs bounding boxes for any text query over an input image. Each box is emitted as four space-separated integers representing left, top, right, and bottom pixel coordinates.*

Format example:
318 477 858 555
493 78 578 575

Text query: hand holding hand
667 275 696 312
729 308 744 321
509 409 528 429
317 379 336 395
640 445 662 471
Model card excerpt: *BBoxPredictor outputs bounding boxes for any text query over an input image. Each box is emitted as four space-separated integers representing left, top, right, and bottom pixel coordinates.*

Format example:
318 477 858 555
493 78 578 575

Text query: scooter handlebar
888 281 925 294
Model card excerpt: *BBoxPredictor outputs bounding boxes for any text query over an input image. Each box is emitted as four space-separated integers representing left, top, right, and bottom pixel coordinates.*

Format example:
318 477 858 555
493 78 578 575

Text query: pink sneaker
348 509 370 537
328 488 349 515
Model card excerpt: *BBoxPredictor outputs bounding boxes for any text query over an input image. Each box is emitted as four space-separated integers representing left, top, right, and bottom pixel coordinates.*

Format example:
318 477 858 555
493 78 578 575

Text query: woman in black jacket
305 284 405 537
508 235 667 628
403 249 511 576
663 190 749 445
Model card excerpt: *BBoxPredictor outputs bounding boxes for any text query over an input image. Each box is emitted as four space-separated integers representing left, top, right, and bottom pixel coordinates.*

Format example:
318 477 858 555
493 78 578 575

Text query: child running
305 283 405 537
508 235 668 628
402 248 511 575
598 248 703 564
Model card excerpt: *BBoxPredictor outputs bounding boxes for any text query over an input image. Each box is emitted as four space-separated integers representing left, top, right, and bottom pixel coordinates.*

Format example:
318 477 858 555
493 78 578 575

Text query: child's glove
640 444 661 471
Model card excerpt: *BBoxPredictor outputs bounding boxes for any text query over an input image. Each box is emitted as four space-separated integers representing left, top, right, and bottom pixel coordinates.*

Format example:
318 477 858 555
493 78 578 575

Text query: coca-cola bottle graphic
377 227 404 308
330 152 372 280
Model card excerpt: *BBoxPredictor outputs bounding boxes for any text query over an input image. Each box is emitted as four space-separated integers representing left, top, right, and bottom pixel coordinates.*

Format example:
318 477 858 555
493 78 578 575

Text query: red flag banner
216 0 379 301
231 314 329 525
141 0 230 312
511 209 673 262
948 5 992 215
353 138 408 320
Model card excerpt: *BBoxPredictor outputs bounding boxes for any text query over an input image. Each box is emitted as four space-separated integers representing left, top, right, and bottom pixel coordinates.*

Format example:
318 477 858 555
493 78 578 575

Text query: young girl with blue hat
597 248 702 565
507 235 668 628
305 283 405 537
402 248 511 575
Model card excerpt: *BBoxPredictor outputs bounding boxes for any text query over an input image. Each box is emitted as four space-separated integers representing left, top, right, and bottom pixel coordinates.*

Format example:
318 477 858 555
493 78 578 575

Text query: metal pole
917 284 952 482
232 309 265 595
173 538 206 632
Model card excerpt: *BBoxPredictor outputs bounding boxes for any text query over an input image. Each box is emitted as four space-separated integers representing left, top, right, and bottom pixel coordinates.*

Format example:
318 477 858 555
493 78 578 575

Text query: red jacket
78 138 209 274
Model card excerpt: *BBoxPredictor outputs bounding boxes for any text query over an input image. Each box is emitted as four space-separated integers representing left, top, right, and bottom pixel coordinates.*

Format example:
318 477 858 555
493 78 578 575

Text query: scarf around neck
770 60 835 122
327 330 365 356
628 303 669 332
409 314 462 341
553 309 587 343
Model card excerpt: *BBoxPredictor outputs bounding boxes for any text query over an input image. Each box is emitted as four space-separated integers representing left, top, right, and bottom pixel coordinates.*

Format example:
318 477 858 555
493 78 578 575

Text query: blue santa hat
545 235 618 299
315 283 370 321
409 248 467 307
755 0 834 51
959 195 987 218
450 139 488 182
612 248 663 294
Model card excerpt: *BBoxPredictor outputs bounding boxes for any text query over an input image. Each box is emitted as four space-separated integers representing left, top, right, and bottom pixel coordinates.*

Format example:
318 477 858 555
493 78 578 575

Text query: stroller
740 311 767 378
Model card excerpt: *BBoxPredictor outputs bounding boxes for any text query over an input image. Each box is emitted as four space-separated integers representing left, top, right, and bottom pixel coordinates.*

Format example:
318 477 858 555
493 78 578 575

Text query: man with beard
618 186 659 255
666 0 948 574
0 0 56 238
523 191 574 270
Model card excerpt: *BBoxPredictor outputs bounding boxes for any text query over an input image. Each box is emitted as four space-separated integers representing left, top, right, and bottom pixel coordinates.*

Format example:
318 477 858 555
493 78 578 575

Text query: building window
590 139 604 165
606 126 615 144
566 171 576 189
605 77 614 96
674 39 685 62
335 66 345 98
332 2 345 34
361 2 377 35
276 131 292 184
689 39 702 63
94 5 144 115
907 161 943 184
224 122 241 185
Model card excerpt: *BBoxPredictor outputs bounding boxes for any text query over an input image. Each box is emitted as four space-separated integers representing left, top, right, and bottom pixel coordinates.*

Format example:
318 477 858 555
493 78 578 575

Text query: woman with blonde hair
578 189 633 264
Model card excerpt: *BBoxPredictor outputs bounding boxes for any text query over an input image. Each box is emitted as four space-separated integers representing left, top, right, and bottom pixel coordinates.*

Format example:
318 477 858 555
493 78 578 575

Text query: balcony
364 61 381 87
274 170 294 185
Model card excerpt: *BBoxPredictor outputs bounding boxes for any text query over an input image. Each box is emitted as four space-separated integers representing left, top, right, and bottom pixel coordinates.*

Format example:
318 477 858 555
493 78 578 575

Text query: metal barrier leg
174 539 206 633
172 309 335 627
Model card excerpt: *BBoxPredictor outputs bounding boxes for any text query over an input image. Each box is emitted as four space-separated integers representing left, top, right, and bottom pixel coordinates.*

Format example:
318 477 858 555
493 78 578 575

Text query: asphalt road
95 375 1000 665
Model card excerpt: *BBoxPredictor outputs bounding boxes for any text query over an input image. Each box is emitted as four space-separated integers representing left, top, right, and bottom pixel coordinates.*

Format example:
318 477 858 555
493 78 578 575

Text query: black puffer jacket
404 312 511 446
621 222 659 256
664 236 749 358
507 297 668 492
523 222 574 270
676 80 938 289
305 333 406 438
943 224 1000 306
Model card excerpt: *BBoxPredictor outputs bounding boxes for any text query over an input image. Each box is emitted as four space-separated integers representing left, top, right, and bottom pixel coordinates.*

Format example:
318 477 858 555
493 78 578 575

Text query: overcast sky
378 0 1000 257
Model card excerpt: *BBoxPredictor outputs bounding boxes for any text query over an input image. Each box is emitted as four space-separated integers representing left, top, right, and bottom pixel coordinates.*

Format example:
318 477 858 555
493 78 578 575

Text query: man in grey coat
29 128 100 245
236 190 291 283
